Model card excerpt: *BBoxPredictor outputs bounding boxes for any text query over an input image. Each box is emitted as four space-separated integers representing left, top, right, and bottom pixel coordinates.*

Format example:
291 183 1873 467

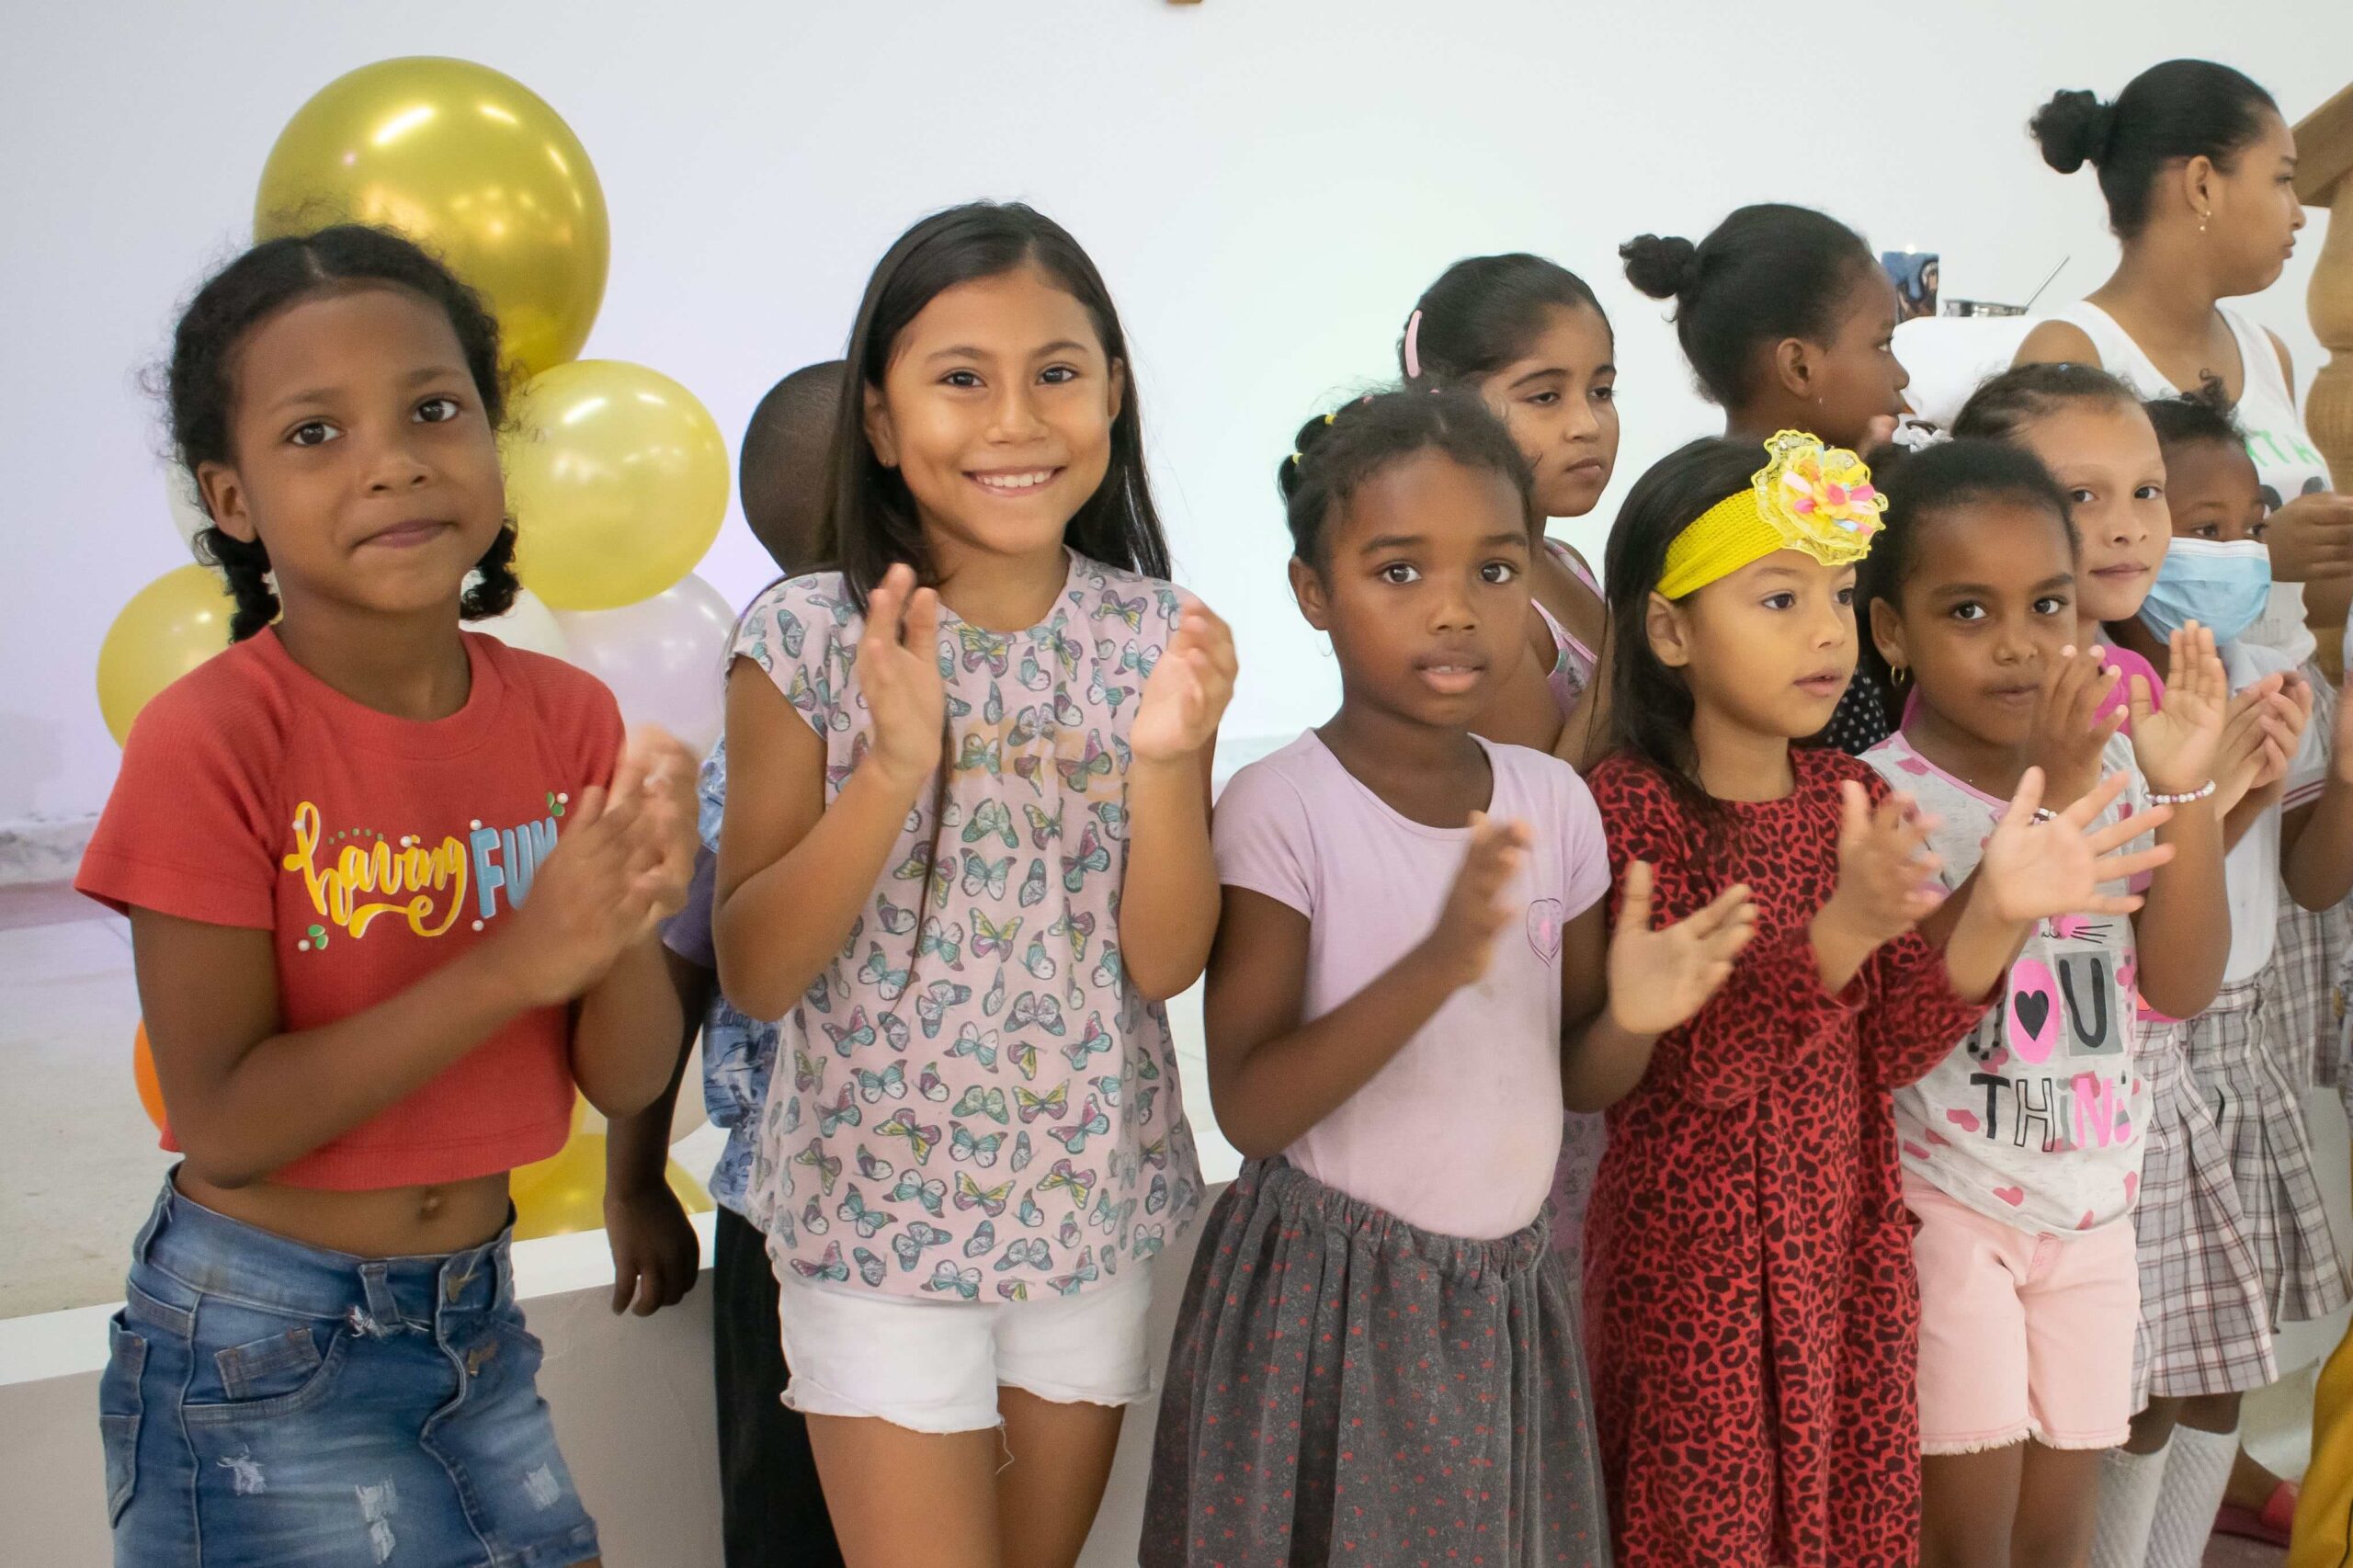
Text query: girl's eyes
942 369 983 389
2191 524 2220 539
1592 384 1615 403
415 396 461 424
2033 596 2070 617
1040 365 1079 385
1763 591 1797 611
1380 563 1421 585
1480 561 1521 585
2133 484 2165 502
2250 521 2269 540
288 420 338 448
1835 585 1856 608
2068 487 2098 506
1949 602 1987 623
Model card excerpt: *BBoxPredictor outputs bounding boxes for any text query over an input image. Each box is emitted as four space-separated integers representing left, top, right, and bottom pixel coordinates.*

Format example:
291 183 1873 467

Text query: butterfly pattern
733 557 1204 1294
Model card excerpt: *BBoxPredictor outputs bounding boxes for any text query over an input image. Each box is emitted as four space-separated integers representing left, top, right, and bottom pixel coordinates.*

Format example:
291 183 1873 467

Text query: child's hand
2263 491 2353 585
1817 781 1948 951
2212 676 2298 815
2131 623 2227 795
1977 768 2176 925
498 786 665 1006
2026 645 2123 809
608 725 700 932
1604 864 1756 1035
605 1177 699 1317
1416 813 1529 991
1131 602 1238 766
857 563 946 791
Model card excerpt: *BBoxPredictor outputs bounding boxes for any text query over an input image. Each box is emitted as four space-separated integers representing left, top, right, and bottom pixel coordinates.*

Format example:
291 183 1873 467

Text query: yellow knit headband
1656 430 1887 600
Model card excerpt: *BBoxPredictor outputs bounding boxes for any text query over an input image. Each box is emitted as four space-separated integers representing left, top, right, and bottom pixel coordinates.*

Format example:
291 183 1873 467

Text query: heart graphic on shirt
1984 1046 2011 1071
1525 899 1565 963
1926 1130 1952 1147
1993 1187 2026 1207
1946 1109 1981 1133
2118 958 2137 998
2006 957 2061 1065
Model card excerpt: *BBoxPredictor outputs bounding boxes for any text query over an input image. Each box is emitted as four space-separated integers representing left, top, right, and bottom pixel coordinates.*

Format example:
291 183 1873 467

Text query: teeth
974 471 1055 492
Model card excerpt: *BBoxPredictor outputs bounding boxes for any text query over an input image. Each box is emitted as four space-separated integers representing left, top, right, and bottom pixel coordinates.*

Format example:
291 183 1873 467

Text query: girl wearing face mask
2014 60 2352 674
2090 391 2353 1568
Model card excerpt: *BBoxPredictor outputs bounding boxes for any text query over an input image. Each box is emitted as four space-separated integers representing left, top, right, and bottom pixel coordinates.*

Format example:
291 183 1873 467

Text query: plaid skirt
2274 900 2343 1091
2185 978 2351 1327
2130 1018 2278 1403
1142 1159 1608 1568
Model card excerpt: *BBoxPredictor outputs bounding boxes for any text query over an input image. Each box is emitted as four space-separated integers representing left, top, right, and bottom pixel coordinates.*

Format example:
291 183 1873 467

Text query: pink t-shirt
1213 732 1609 1239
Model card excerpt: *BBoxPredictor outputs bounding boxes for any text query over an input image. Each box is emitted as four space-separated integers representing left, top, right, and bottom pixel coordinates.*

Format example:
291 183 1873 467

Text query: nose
1429 574 1479 635
1891 348 1913 393
986 381 1049 443
361 426 431 494
1561 393 1605 445
1811 596 1853 652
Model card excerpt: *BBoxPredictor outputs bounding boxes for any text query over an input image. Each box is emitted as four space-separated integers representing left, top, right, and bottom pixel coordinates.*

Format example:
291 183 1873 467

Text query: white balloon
474 587 571 660
553 574 736 756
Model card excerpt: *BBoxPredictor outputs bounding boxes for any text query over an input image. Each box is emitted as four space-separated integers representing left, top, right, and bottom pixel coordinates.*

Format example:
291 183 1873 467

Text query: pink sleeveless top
1531 540 1602 713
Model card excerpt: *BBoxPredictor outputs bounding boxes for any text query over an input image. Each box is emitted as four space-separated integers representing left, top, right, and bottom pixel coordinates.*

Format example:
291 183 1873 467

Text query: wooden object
2294 84 2353 679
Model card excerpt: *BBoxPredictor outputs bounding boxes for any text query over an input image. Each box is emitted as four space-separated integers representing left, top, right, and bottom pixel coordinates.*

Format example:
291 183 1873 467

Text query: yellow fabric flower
1657 431 1887 599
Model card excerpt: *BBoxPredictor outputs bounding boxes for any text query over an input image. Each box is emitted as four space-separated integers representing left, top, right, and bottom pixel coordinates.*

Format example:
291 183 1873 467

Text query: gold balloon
505 360 731 611
255 57 608 380
97 564 238 745
510 1130 714 1243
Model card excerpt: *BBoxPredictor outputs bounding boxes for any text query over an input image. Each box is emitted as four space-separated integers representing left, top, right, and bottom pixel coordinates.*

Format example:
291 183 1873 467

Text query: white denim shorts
772 1258 1156 1434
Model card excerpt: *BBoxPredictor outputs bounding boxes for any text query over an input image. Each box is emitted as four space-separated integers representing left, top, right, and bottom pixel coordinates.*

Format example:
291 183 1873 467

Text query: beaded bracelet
2147 779 2217 806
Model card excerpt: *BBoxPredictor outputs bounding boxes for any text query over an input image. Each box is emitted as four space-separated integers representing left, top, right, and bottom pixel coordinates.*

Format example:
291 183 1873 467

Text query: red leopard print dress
1584 749 1992 1568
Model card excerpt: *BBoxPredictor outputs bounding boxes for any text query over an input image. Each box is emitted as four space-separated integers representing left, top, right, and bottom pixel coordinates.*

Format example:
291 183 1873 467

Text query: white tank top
2052 300 2333 665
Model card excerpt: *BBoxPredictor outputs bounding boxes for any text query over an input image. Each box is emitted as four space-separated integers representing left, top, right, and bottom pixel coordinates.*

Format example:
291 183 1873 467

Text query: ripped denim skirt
100 1174 599 1567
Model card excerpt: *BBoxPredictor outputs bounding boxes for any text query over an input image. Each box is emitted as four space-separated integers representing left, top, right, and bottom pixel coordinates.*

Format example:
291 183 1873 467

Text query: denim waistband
130 1172 512 1331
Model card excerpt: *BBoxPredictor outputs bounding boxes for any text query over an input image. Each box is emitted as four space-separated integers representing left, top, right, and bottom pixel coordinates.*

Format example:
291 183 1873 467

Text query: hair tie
1403 310 1425 381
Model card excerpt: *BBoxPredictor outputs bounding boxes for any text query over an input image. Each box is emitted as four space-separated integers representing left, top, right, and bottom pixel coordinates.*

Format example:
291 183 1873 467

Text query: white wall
3 0 2346 828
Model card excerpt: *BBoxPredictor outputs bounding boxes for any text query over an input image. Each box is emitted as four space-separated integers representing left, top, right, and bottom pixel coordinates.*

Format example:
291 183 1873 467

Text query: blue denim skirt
101 1176 600 1567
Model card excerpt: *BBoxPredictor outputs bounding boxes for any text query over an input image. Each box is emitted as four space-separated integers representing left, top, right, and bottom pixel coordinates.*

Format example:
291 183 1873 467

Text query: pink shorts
1906 1176 2140 1454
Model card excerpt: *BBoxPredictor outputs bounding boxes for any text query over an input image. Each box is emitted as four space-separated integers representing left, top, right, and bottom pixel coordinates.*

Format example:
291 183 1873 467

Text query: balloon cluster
109 60 745 1230
98 56 740 754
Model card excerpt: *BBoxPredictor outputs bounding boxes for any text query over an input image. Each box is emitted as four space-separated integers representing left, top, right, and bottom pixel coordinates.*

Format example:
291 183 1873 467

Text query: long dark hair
2030 62 2279 240
166 224 518 641
818 201 1172 609
1601 437 1764 816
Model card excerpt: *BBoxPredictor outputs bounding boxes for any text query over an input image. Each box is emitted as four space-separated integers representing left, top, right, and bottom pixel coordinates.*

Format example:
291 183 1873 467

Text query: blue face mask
2138 537 2272 645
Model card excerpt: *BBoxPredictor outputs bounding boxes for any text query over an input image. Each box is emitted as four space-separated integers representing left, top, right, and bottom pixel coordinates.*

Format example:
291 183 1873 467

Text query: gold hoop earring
1890 664 1911 689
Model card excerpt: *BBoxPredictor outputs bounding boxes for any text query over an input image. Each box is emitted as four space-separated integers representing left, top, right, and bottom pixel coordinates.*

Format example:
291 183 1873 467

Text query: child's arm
136 780 677 1189
1205 816 1524 1161
1117 605 1237 1001
2122 630 2232 1018
716 569 942 1020
2283 676 2353 911
1557 862 1756 1111
604 945 711 1317
568 733 701 1115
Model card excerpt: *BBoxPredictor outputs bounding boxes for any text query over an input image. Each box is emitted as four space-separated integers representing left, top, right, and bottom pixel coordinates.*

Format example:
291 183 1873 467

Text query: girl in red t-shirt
77 225 695 1568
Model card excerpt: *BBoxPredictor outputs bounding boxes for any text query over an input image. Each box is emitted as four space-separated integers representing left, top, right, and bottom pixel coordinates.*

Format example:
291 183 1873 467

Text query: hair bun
1620 234 1700 301
2029 88 2116 174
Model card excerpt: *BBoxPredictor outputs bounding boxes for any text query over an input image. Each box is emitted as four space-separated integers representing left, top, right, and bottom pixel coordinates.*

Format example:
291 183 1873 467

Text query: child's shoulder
1482 737 1595 812
1220 732 1329 811
127 631 299 759
1064 553 1186 632
743 570 858 628
471 633 620 729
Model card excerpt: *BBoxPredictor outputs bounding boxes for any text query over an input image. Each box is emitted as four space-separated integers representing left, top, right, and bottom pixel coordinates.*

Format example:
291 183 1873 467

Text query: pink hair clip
1403 309 1424 381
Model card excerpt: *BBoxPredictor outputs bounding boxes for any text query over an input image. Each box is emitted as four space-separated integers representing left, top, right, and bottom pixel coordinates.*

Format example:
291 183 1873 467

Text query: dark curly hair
2030 62 2279 241
2143 381 2245 452
1951 359 2143 445
1277 388 1534 568
166 223 518 641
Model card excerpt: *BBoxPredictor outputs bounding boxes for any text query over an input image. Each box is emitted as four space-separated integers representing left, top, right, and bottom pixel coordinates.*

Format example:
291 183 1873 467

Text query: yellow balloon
97 565 238 745
510 1131 713 1243
255 58 608 380
505 360 730 611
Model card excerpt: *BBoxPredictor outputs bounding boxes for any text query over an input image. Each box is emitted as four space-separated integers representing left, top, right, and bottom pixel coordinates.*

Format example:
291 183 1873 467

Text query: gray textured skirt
1142 1159 1608 1567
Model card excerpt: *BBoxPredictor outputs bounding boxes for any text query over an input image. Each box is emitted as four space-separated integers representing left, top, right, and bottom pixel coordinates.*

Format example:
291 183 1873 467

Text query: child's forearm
1562 1011 1660 1112
1809 902 1886 995
717 760 920 1020
606 951 710 1196
572 937 685 1118
2134 800 2228 1017
1931 878 2029 1002
2285 777 2353 910
1211 945 1461 1160
1118 755 1220 1001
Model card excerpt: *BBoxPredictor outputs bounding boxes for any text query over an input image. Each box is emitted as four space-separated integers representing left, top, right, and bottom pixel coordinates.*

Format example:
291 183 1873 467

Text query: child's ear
1105 358 1127 423
861 382 899 470
196 462 256 544
1770 336 1814 402
1868 595 1907 676
1289 554 1331 631
1645 590 1694 669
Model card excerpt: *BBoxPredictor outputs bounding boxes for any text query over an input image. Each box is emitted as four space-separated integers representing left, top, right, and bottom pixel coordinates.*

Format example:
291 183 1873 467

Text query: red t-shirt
76 629 624 1190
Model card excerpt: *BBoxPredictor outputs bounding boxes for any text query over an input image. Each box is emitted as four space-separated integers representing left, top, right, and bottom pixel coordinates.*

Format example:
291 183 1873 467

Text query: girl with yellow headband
1578 431 2177 1568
